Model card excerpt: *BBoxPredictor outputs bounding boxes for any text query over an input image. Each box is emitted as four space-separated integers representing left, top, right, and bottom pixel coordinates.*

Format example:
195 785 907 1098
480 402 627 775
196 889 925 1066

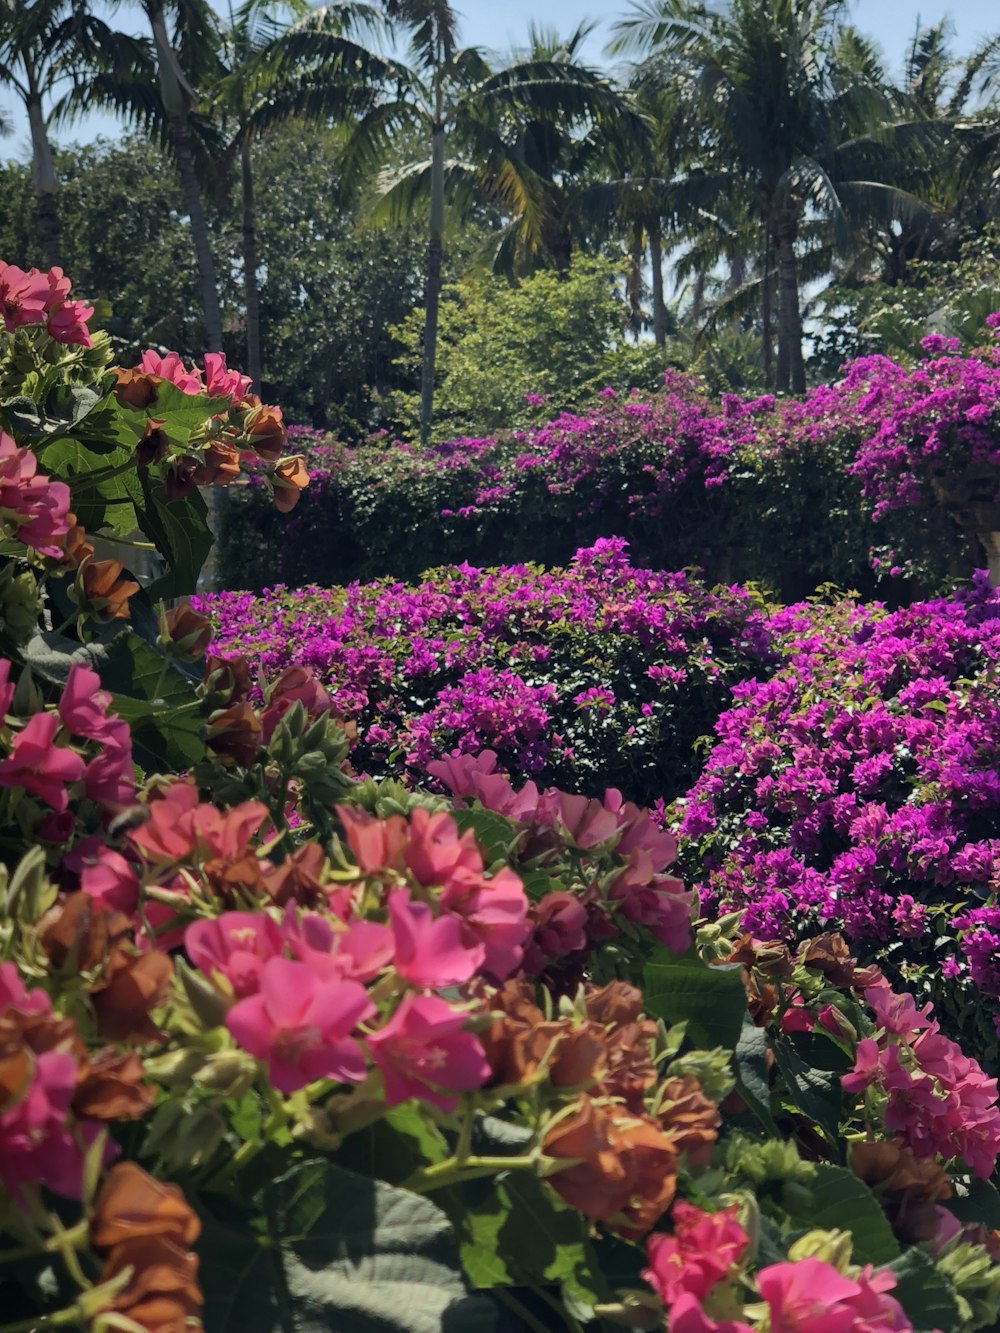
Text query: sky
2 0 999 161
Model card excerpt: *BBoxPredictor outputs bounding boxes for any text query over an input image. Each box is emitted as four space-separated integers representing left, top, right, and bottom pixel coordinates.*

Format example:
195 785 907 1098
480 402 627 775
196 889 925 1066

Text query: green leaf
733 1013 779 1133
888 1248 962 1333
116 380 232 448
452 806 518 866
773 1038 844 1150
782 1164 899 1266
198 1160 495 1333
642 948 747 1050
137 472 213 598
949 1177 1000 1230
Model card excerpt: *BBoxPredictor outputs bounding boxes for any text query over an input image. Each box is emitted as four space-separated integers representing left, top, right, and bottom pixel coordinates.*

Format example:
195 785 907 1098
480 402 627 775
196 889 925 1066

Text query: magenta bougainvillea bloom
757 1258 912 1333
388 888 484 988
366 993 490 1111
225 956 373 1093
0 431 72 557
642 1201 749 1305
185 912 285 999
0 712 85 811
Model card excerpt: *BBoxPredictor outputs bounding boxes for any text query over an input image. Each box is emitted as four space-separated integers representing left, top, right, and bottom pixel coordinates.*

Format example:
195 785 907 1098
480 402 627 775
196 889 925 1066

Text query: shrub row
221 337 1000 600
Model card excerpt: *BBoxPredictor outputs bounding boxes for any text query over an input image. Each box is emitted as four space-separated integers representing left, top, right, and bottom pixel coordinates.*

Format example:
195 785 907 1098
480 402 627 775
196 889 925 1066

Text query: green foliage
388 258 662 439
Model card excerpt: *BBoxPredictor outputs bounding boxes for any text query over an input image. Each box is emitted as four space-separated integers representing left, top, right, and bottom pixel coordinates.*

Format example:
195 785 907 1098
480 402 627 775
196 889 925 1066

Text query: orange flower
205 700 262 767
79 558 140 621
91 946 174 1044
193 440 241 488
61 514 95 569
99 1236 203 1332
261 841 327 907
73 1050 157 1122
203 653 253 704
90 1162 201 1253
135 418 170 467
39 892 131 972
272 455 309 514
113 369 161 410
543 1096 678 1237
241 396 287 460
851 1140 952 1244
162 603 214 662
658 1076 721 1169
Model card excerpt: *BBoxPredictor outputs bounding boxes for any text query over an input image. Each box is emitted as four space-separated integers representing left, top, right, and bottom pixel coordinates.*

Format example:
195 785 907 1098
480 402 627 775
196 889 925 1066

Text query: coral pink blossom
427 750 540 821
757 1258 912 1333
59 663 117 742
388 888 484 989
668 1293 755 1333
0 432 71 556
0 712 84 811
284 910 393 983
226 956 373 1093
203 352 252 403
83 720 136 812
403 807 483 888
643 1202 749 1306
81 848 140 915
336 804 408 874
46 296 94 347
608 853 694 954
139 348 204 394
0 659 12 719
130 784 268 863
438 866 529 980
0 261 49 329
366 993 490 1112
186 912 285 999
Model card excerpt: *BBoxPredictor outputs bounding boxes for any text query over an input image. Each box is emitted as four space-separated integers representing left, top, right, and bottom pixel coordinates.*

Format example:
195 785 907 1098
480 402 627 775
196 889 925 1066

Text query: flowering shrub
678 573 1000 1060
198 538 776 806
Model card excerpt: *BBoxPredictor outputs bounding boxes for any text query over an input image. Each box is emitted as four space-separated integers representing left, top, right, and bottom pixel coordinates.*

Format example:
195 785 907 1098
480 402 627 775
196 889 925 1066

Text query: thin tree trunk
148 1 223 352
420 73 446 446
649 216 667 347
775 223 805 394
762 231 773 391
627 221 644 337
26 92 61 270
241 137 262 391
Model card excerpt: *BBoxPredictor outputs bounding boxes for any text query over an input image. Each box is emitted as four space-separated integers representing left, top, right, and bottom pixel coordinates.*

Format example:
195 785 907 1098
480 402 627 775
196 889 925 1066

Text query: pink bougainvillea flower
81 848 140 916
757 1258 913 1333
667 1293 755 1333
336 804 408 875
0 712 84 811
83 721 136 812
438 865 529 981
403 806 483 889
608 853 694 954
366 993 490 1112
643 1202 750 1306
138 349 204 395
284 910 393 983
0 432 72 557
186 912 285 999
388 888 484 989
0 261 49 330
58 663 117 742
0 1050 87 1199
203 351 252 404
129 783 268 864
46 297 94 348
0 658 12 720
226 956 373 1093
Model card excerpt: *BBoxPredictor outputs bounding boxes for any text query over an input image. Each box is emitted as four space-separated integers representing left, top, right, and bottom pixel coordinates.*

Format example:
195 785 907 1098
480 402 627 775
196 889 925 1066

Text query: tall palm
211 0 393 389
0 0 136 268
611 0 899 393
360 6 634 440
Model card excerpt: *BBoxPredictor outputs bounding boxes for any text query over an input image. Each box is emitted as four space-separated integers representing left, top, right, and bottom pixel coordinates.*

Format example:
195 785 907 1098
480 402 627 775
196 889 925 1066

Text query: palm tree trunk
775 217 805 394
241 137 262 391
148 1 223 352
627 221 644 337
649 216 667 347
420 73 446 445
26 91 61 270
762 231 773 391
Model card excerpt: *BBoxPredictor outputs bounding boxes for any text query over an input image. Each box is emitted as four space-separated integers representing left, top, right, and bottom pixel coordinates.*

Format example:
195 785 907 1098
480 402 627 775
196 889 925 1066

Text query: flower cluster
0 259 94 346
679 574 1000 1048
198 539 775 806
0 429 72 557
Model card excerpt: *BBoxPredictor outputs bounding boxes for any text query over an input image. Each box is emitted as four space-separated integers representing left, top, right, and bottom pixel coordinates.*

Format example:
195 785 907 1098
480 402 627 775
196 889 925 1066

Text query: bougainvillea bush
678 573 1000 1065
198 538 776 808
5 260 1000 1333
221 329 1000 602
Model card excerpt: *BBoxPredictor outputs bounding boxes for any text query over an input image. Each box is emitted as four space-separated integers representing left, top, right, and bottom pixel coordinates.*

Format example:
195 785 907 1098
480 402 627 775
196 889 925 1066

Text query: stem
494 1288 552 1333
102 535 157 552
67 458 139 494
402 1152 539 1195
0 1221 89 1268
454 1099 474 1165
0 1305 86 1333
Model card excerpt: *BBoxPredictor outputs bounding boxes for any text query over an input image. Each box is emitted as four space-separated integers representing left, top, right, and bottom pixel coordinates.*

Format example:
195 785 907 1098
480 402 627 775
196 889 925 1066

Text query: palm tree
610 0 901 393
359 6 635 441
211 0 394 389
0 0 138 268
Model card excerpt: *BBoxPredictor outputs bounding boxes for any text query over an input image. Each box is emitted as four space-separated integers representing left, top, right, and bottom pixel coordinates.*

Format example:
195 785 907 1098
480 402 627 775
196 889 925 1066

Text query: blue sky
2 0 998 160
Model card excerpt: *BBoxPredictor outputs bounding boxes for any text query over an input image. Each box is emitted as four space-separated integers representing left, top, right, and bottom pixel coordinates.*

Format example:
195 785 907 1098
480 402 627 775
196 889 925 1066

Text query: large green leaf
642 948 747 1050
888 1249 962 1333
116 380 232 448
773 1038 844 1150
198 1160 495 1333
948 1177 1000 1230
137 472 213 598
782 1164 899 1267
733 1013 779 1133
